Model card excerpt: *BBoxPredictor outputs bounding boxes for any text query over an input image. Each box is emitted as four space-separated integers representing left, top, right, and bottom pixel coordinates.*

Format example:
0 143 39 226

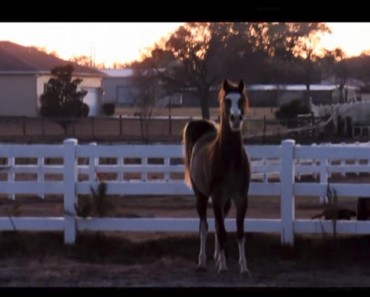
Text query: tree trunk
339 86 344 104
199 88 210 120
305 55 312 105
305 83 311 103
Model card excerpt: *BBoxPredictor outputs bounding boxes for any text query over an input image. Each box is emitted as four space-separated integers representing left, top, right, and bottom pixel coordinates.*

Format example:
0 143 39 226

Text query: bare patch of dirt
0 230 370 287
0 187 366 287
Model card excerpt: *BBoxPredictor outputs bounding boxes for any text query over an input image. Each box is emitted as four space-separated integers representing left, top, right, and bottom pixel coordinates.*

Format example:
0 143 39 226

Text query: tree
70 55 93 67
132 22 333 114
331 48 348 103
40 64 89 130
247 23 331 90
30 46 59 57
288 23 331 102
131 68 164 143
148 22 236 119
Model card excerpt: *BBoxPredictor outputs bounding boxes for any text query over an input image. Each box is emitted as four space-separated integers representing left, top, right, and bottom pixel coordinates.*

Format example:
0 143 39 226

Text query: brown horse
183 79 251 274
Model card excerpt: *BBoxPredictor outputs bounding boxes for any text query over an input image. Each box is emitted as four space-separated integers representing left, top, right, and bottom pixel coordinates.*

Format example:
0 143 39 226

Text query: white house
101 69 184 107
0 41 105 116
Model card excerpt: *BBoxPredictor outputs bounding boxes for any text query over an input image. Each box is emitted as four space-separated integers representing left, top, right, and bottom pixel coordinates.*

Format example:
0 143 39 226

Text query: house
0 41 104 116
247 84 359 107
101 69 219 108
102 69 186 107
101 69 137 106
102 68 360 109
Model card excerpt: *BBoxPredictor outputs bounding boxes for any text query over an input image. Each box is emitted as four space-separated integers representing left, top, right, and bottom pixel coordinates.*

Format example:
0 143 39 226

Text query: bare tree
333 48 348 103
289 23 331 102
131 70 163 143
249 23 332 93
70 55 93 67
148 23 236 119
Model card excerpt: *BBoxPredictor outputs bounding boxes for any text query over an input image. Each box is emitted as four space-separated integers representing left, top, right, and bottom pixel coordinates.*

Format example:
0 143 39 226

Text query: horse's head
219 79 248 132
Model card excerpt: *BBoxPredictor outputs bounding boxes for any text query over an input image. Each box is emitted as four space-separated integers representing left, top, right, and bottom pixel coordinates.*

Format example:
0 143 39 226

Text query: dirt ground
0 191 369 287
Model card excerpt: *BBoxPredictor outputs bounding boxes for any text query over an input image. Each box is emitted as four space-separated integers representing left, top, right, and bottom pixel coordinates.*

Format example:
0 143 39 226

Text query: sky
321 23 370 56
0 23 183 67
1 22 370 67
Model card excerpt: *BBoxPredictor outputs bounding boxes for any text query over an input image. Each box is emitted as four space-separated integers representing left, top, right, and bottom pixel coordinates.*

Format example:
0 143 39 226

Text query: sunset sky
0 22 370 67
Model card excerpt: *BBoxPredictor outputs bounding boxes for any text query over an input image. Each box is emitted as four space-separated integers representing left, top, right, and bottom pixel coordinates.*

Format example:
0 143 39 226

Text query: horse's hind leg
235 197 250 275
194 187 209 270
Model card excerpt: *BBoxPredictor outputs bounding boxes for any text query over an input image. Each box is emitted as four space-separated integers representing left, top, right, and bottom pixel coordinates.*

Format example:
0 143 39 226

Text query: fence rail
1 139 370 245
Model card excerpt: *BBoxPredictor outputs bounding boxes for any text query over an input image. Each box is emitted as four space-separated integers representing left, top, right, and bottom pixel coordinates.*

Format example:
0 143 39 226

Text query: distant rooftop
101 68 168 78
247 84 359 91
0 41 103 76
100 69 134 77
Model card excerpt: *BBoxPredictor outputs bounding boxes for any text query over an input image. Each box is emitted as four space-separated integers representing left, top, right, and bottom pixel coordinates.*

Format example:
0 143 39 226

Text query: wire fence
0 115 358 144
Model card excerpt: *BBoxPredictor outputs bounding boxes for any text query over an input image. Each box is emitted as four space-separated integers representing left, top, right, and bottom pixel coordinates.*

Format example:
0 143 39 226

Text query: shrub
102 103 115 116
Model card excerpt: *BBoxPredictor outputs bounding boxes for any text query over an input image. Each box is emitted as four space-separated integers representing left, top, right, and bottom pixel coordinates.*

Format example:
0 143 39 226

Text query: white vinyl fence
1 138 370 246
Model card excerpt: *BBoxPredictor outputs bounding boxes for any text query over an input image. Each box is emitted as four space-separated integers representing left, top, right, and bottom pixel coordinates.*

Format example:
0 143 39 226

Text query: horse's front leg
212 200 227 273
236 196 250 275
214 199 231 267
195 191 209 271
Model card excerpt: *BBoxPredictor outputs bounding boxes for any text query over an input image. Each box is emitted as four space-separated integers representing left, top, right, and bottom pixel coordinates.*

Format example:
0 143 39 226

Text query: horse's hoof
196 265 207 272
240 269 251 277
217 267 228 274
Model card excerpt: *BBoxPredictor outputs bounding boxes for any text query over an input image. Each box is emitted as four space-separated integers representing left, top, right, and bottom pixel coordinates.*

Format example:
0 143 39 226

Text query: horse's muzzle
230 115 244 131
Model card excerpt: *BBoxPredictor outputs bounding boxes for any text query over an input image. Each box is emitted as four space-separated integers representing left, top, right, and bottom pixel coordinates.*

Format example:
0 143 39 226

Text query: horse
182 79 251 274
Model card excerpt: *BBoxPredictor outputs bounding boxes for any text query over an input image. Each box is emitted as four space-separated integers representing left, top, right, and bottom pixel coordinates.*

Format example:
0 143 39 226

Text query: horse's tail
182 120 217 187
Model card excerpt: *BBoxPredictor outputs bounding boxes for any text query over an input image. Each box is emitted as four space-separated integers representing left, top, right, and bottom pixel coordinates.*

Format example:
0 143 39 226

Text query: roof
100 69 134 77
101 68 166 78
0 41 104 76
247 84 359 91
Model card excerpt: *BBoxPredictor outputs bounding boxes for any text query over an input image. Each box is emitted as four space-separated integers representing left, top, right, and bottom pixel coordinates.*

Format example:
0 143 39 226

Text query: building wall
102 77 136 105
103 77 183 107
0 75 37 116
248 90 334 107
247 90 278 107
180 90 219 107
278 90 333 106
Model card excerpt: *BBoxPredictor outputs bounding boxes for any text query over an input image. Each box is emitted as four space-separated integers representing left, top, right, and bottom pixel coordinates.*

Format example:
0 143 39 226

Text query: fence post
38 157 45 199
89 142 98 183
281 139 295 246
91 117 95 138
119 114 123 137
63 138 78 244
8 156 15 200
319 159 328 204
168 114 172 136
41 116 45 137
141 157 148 181
22 116 26 136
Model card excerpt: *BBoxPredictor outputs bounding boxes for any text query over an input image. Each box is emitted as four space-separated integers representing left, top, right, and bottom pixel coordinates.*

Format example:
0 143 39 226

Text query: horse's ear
238 80 244 91
223 80 230 92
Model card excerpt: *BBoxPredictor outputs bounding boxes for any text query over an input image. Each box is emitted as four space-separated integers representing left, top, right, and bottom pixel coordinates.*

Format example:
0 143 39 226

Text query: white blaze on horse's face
225 92 244 132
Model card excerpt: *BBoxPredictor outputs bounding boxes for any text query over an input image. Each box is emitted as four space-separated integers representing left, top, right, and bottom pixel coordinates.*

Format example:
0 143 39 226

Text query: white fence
1 138 370 246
